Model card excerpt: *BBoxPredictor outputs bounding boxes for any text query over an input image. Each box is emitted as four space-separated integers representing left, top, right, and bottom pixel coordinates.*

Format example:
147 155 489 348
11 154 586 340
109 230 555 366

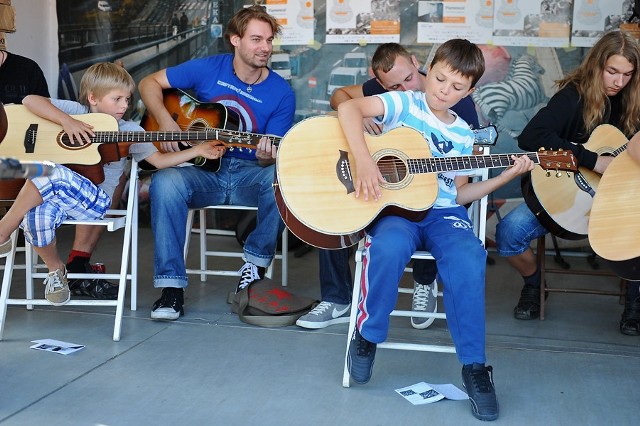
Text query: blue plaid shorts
20 165 111 247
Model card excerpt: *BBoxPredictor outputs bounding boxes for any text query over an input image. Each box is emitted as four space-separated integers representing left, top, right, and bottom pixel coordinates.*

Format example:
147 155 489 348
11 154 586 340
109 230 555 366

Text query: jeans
150 158 284 288
318 249 438 305
357 206 487 365
495 202 548 257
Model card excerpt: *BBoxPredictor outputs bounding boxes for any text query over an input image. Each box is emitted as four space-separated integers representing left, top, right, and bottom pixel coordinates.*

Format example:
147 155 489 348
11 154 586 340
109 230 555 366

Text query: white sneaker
411 279 437 329
296 301 351 329
44 268 70 306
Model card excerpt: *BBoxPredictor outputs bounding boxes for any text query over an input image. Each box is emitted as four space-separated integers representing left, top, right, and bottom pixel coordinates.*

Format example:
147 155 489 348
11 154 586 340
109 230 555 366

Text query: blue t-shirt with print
375 90 474 209
166 54 295 160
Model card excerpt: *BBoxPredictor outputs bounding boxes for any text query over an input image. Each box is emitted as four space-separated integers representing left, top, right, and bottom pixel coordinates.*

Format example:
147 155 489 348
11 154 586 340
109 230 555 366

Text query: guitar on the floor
140 89 281 171
589 151 640 280
275 115 577 249
521 124 628 240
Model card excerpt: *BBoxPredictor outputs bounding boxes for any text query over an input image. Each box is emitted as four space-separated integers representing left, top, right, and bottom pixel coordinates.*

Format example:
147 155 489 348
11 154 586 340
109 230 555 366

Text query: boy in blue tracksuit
338 39 535 422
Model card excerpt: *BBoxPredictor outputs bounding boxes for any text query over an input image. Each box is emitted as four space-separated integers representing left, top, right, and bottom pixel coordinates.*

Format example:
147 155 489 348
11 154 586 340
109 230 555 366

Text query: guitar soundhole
186 120 209 147
58 132 89 150
378 155 406 184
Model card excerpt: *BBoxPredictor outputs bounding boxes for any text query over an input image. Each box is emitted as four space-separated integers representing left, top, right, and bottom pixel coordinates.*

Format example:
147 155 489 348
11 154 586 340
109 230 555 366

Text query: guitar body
0 104 117 166
140 89 240 172
0 105 123 184
276 115 437 245
522 124 628 240
589 152 640 280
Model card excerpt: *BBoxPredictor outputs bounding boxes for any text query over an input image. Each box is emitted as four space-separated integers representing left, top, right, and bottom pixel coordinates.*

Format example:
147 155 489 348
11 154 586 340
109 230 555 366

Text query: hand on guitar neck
593 154 614 174
140 89 281 171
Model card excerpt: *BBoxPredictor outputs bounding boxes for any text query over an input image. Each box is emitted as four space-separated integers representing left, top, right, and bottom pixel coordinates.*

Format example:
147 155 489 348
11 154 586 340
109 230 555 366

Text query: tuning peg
555 171 563 178
539 147 546 152
546 170 551 177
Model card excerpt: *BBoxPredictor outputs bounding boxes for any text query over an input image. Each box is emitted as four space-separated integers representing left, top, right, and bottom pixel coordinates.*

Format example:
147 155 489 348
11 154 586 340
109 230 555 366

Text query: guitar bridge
574 172 595 197
24 124 37 153
336 150 354 194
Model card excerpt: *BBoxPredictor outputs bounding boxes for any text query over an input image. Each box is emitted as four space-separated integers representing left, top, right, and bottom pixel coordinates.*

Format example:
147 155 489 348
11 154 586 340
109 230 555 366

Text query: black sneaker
462 363 499 421
513 284 542 320
68 263 118 300
347 328 376 384
151 287 184 320
620 296 640 336
236 262 265 293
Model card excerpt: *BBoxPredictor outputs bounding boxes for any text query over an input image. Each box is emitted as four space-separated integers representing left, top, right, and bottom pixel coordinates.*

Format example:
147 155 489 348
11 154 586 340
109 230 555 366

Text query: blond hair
78 62 135 107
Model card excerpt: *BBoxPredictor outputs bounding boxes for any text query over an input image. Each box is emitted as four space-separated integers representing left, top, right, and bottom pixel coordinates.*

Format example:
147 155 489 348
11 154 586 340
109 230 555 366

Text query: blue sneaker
462 363 499 421
347 328 376 384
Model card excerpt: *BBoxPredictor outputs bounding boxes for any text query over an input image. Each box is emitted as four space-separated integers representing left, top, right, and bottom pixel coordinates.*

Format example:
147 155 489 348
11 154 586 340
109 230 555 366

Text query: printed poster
326 0 400 44
244 1 315 46
417 0 493 44
492 0 572 47
570 0 629 47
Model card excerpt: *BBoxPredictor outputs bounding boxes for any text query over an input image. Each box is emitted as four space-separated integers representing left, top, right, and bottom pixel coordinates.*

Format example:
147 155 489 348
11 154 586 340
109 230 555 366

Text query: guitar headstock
473 125 498 146
537 149 578 175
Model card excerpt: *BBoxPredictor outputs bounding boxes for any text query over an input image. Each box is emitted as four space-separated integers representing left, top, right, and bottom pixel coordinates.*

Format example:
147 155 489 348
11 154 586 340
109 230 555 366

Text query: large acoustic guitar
521 124 628 240
275 116 577 249
140 89 278 171
588 151 640 280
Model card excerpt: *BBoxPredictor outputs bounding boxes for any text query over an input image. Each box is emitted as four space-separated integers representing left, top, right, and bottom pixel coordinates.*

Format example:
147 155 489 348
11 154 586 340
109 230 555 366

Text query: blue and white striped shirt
374 90 475 208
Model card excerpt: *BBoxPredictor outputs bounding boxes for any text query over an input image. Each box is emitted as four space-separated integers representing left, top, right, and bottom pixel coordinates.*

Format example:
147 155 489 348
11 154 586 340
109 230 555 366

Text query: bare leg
72 225 105 253
69 171 124 253
33 239 65 273
504 249 537 277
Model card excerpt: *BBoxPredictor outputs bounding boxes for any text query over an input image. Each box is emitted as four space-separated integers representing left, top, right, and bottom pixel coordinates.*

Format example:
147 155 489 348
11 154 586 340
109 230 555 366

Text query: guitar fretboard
73 129 282 147
406 152 547 174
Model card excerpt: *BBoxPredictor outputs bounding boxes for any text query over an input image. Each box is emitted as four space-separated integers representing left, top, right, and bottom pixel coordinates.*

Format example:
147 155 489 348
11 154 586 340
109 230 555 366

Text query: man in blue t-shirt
138 6 295 320
296 43 479 330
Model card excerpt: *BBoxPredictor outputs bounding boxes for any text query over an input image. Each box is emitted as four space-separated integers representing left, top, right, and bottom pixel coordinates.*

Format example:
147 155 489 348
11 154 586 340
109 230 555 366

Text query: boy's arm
330 85 364 110
331 83 383 135
455 154 535 206
142 142 226 169
337 96 386 201
22 95 93 146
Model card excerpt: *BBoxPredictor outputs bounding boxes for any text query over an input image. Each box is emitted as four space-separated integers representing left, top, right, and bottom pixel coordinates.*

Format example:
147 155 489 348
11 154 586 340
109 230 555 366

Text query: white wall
5 0 58 95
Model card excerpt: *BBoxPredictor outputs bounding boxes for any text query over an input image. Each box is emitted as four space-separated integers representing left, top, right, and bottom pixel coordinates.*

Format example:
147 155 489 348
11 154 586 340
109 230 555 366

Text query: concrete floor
0 224 638 425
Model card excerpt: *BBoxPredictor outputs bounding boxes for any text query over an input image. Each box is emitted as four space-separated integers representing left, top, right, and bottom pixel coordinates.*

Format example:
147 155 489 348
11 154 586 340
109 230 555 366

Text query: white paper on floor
395 382 468 405
30 339 85 355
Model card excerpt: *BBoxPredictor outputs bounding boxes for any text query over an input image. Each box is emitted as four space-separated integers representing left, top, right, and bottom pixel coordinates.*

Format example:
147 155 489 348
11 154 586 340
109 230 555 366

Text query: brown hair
370 43 413 80
224 5 281 47
558 30 640 136
78 62 135 107
430 39 485 88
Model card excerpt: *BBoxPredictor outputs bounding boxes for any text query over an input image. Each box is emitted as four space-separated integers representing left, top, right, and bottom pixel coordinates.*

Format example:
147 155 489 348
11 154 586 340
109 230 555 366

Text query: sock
522 268 541 288
66 250 91 273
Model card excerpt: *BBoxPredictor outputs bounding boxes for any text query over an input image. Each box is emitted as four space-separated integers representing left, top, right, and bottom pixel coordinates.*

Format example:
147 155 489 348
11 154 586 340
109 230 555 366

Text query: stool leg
538 236 547 321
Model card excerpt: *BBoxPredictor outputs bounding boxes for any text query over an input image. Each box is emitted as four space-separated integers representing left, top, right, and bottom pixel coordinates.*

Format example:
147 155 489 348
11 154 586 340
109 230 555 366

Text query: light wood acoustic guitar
140 89 279 171
521 124 628 240
0 102 275 184
275 115 577 249
589 151 640 280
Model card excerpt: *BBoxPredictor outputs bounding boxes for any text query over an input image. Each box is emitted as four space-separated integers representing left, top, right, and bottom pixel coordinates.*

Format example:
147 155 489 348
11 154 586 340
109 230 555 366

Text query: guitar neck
91 129 282 148
407 152 562 174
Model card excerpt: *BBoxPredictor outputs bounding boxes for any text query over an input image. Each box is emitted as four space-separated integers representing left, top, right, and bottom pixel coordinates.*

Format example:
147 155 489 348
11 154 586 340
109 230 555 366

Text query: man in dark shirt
0 50 49 104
